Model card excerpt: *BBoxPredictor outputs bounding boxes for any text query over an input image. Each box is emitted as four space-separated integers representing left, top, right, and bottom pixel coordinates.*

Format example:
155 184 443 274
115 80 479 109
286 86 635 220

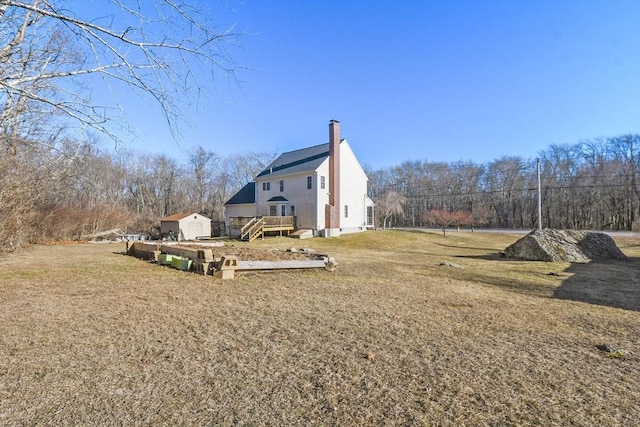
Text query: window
320 176 325 189
307 176 312 189
290 206 295 216
367 206 373 225
262 182 270 191
279 180 284 192
269 205 276 216
281 205 286 216
344 205 349 218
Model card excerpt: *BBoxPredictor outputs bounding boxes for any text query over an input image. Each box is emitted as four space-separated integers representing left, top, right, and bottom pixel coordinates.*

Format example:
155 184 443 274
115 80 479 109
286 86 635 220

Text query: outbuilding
160 213 211 241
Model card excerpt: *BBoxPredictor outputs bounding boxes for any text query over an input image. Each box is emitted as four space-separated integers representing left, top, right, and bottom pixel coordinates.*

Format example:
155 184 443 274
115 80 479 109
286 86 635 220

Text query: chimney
328 119 341 229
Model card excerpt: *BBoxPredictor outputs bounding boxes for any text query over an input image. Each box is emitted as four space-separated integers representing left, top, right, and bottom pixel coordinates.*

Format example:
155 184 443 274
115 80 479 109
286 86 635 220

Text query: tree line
369 134 640 233
0 138 274 250
2 132 637 251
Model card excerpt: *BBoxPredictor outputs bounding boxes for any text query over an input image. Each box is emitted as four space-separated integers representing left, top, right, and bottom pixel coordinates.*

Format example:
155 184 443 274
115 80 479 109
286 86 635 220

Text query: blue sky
110 0 640 168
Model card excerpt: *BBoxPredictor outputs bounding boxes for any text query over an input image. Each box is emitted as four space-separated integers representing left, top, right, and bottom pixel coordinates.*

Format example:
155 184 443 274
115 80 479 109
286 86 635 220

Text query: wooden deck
230 216 296 241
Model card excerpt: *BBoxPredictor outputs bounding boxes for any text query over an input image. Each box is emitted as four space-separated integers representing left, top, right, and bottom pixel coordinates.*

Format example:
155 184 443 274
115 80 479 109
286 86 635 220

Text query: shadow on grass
467 273 557 298
439 254 560 298
457 254 640 310
432 242 503 253
553 258 640 312
453 253 505 261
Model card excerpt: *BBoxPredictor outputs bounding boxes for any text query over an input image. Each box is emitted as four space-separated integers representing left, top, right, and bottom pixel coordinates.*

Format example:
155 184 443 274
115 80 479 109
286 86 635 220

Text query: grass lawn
1 230 638 425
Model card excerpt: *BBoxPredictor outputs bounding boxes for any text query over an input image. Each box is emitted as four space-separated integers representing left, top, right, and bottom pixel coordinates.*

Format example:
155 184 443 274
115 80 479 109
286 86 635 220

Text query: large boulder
504 229 628 262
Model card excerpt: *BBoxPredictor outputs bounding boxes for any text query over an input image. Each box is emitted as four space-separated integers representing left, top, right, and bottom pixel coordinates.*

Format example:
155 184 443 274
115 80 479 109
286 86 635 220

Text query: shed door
188 222 203 239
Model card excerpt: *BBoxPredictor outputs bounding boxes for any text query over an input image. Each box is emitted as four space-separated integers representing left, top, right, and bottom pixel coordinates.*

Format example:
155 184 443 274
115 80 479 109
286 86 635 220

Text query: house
225 120 374 238
160 213 211 241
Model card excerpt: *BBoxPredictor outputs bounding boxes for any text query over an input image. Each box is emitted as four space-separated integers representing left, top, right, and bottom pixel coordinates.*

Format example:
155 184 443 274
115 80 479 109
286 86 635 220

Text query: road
396 227 640 238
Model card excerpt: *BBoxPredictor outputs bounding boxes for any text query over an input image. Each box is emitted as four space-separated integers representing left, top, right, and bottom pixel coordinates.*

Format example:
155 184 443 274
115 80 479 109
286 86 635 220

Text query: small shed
160 213 211 241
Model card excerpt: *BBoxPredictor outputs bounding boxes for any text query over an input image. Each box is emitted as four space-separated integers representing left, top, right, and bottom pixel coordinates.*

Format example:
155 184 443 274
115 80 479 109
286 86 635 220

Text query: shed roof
161 212 211 222
161 213 192 221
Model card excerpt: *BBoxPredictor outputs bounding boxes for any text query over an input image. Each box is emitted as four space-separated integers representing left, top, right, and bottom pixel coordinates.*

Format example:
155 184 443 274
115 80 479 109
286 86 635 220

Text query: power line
396 183 636 199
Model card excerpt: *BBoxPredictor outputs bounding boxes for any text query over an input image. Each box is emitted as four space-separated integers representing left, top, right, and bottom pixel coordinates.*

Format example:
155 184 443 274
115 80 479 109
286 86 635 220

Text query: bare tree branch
0 0 242 151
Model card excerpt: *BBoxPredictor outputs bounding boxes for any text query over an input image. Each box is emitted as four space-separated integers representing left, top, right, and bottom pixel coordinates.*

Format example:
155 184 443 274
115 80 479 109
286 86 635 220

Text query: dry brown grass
1 230 638 426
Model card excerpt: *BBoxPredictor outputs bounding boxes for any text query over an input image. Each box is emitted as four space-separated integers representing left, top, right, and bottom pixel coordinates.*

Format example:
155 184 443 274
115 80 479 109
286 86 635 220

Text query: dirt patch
214 246 324 262
504 229 628 262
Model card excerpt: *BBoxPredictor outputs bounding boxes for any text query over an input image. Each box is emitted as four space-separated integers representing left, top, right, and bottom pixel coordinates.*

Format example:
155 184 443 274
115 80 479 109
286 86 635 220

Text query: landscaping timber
236 258 329 271
162 241 224 248
160 244 202 260
197 249 215 262
127 241 161 261
127 241 334 277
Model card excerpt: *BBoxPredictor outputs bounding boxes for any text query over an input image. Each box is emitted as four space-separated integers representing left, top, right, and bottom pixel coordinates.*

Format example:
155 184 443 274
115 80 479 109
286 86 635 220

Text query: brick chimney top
327 119 341 230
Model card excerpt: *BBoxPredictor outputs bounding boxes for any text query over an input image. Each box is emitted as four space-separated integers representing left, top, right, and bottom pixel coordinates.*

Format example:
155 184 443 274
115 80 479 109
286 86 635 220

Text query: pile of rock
503 229 628 262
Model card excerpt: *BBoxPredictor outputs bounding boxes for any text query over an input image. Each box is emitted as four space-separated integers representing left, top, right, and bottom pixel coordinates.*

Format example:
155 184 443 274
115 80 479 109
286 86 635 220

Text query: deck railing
262 216 295 229
230 216 296 241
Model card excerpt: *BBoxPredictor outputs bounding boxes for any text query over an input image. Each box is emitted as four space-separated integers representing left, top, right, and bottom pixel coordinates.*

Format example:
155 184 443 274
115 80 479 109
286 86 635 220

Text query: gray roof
267 196 289 202
224 182 255 205
226 140 343 205
256 142 338 179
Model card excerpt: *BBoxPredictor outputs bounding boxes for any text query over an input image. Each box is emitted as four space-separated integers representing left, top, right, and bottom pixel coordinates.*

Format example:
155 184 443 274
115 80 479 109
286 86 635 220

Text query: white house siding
337 141 369 233
256 172 318 230
225 204 256 220
315 159 331 233
255 179 275 216
225 204 257 237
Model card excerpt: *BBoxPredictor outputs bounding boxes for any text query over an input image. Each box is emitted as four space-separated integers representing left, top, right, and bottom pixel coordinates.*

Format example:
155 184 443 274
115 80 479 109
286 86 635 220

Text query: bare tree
209 151 275 222
189 145 218 215
375 190 405 229
423 209 471 236
0 0 241 152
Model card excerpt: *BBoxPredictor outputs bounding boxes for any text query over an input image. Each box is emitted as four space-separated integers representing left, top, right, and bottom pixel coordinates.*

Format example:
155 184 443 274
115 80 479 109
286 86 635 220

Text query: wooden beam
236 259 327 271
162 241 224 248
160 244 200 260
128 242 161 261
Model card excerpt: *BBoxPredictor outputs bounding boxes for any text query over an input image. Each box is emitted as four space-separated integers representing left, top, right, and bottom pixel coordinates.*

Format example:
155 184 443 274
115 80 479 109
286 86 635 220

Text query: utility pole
537 158 542 230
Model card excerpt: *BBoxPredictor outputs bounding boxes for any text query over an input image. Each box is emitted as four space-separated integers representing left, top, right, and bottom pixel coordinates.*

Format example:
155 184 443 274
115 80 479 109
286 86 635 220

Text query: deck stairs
241 217 265 242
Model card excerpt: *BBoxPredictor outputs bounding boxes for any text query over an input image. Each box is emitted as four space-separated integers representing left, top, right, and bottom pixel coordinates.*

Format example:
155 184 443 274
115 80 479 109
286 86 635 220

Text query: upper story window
262 182 270 191
279 180 284 192
344 205 349 218
307 176 312 189
320 176 325 189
